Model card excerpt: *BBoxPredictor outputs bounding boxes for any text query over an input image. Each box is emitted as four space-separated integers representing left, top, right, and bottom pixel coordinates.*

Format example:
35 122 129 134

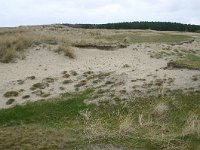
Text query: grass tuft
56 44 75 59
4 91 19 98
63 80 73 84
30 82 49 90
6 99 15 105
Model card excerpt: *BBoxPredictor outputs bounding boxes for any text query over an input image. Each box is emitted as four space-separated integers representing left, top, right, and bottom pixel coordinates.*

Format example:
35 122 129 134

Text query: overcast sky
1 0 200 27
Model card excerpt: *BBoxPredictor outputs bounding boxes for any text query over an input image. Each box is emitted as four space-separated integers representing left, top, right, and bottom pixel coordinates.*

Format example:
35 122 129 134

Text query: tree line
64 22 200 32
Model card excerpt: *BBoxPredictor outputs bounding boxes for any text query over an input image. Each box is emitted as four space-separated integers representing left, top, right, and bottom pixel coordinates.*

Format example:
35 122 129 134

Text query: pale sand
0 42 200 109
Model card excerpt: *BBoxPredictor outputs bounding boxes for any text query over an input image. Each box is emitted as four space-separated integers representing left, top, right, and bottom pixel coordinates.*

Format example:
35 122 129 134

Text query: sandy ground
0 41 200 109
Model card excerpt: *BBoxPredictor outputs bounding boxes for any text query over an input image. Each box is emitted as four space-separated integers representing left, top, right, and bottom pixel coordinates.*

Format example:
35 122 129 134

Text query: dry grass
182 113 200 137
0 31 32 62
0 27 72 63
154 102 168 116
56 43 75 59
0 29 54 62
0 25 194 63
119 115 135 135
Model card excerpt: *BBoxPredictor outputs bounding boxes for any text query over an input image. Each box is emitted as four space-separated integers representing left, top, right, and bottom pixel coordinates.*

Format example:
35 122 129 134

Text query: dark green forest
64 22 200 32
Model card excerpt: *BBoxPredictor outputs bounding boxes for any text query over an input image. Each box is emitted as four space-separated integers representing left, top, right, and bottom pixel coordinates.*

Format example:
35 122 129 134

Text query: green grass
103 32 192 44
1 89 200 149
0 89 93 126
168 54 200 70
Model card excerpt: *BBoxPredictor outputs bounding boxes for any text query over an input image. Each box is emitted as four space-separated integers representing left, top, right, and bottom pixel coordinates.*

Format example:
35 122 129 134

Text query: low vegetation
74 42 128 50
0 26 194 63
63 79 73 84
0 27 72 63
0 29 54 63
30 82 49 90
0 89 200 149
56 43 75 59
168 54 200 70
103 32 192 44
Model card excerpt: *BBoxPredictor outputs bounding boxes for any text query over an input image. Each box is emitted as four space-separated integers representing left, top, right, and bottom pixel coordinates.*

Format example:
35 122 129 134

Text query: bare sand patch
0 40 200 108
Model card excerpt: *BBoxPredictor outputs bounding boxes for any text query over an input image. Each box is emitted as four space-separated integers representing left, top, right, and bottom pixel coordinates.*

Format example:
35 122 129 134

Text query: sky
0 0 200 27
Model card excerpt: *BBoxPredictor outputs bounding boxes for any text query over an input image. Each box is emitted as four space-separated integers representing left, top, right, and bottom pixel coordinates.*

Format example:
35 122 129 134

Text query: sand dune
1 40 200 108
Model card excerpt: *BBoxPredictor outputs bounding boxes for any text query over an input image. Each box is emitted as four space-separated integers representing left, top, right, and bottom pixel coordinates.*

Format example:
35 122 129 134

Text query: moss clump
63 74 70 78
33 90 50 98
4 91 19 98
105 80 114 85
43 77 54 83
63 80 73 84
22 95 30 99
30 83 49 91
6 99 15 105
17 80 24 85
75 80 87 87
26 76 36 80
70 71 78 76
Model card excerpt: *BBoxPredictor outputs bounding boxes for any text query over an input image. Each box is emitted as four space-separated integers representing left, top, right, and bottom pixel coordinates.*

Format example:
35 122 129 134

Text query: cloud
0 0 200 27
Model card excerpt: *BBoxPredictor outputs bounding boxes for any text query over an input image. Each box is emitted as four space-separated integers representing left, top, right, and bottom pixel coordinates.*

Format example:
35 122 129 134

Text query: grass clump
4 91 19 98
0 32 32 63
75 80 87 87
70 70 78 76
22 95 30 99
62 73 70 78
0 48 17 63
32 90 51 98
63 80 73 84
168 54 200 70
56 44 75 59
26 76 36 80
42 77 54 83
30 82 49 90
6 99 15 105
